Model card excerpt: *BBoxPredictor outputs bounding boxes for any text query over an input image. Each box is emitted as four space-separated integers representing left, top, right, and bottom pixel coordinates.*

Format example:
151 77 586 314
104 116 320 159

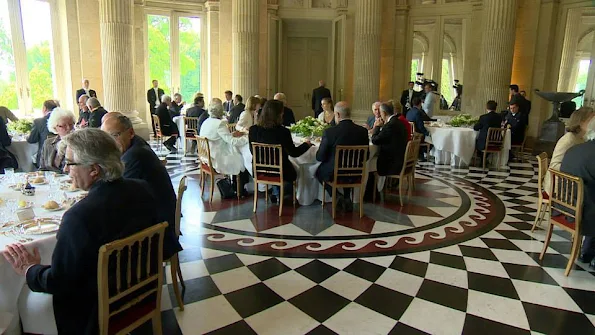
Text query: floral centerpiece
448 114 479 127
289 116 330 137
7 119 33 135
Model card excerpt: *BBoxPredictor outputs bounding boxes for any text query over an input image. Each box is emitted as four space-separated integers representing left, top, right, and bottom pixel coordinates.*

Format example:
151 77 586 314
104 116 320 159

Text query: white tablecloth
426 126 511 167
173 116 186 153
7 141 37 173
0 176 75 335
239 137 378 206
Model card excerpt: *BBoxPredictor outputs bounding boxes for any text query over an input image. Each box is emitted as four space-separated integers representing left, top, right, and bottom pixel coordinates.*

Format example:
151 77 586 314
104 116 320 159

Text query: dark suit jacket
88 106 107 128
26 178 160 334
371 115 408 176
316 120 369 182
122 136 182 259
156 103 179 136
249 125 310 182
228 103 245 124
510 94 530 115
27 113 51 167
312 86 332 116
223 100 234 113
197 111 209 133
282 106 296 126
77 110 90 126
504 111 528 144
406 107 429 137
473 111 502 151
75 88 97 101
400 89 420 111
186 106 206 119
561 141 595 236
169 102 184 119
147 88 165 113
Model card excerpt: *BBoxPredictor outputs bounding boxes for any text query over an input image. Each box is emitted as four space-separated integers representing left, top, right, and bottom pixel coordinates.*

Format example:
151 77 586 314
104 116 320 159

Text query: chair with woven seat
473 127 506 170
251 143 296 216
183 117 199 155
531 152 550 232
196 136 241 202
165 176 187 311
322 145 369 219
373 139 421 206
97 222 168 335
539 169 584 276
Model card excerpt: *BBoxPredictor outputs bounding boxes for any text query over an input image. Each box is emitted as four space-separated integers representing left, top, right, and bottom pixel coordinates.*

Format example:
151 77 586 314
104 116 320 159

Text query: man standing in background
223 90 234 113
75 79 97 102
312 80 331 118
147 80 165 135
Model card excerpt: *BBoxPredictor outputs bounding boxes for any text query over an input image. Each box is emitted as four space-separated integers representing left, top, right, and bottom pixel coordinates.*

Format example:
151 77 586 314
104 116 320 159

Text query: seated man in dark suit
504 102 528 145
228 94 245 124
28 100 58 168
371 103 408 176
186 93 207 118
274 92 296 126
169 93 185 118
156 95 180 152
473 100 503 151
2 128 161 334
406 96 429 138
316 101 369 211
76 94 91 127
102 113 183 259
86 97 108 128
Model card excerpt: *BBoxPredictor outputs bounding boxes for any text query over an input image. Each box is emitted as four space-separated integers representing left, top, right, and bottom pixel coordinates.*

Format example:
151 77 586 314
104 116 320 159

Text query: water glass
5 168 14 183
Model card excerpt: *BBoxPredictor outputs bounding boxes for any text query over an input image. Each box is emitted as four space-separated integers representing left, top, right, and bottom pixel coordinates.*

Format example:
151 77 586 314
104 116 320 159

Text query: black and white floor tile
151 141 595 335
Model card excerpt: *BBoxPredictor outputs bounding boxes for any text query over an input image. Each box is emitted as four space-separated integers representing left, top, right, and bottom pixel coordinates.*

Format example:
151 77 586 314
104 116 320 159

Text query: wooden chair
539 169 584 276
166 176 187 311
196 136 241 202
511 125 529 161
410 122 430 158
322 145 369 219
227 123 237 133
473 127 506 170
97 222 168 335
183 117 199 155
152 115 177 150
251 143 296 216
408 121 415 141
531 152 550 232
373 139 421 206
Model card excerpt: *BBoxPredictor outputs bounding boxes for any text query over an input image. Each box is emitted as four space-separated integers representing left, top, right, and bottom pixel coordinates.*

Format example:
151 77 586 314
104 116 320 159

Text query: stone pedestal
352 0 382 123
232 0 259 98
99 0 149 140
476 0 518 111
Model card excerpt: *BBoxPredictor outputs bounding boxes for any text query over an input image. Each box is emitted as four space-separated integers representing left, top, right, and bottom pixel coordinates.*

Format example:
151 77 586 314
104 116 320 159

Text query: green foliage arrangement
7 119 33 135
448 114 479 127
289 116 330 137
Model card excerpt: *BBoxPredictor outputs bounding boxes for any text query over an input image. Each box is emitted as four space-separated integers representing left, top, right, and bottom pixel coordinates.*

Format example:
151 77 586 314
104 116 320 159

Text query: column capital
268 4 279 14
395 4 409 15
470 0 482 12
133 0 145 6
205 1 220 12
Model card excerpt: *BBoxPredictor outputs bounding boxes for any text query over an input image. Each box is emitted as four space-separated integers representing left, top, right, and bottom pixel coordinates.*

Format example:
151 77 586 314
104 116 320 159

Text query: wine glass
5 168 14 184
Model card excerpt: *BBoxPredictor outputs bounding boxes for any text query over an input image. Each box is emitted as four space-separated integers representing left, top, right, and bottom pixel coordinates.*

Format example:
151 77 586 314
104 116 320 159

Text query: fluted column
352 0 382 122
206 1 220 101
557 9 581 92
476 0 518 111
232 0 259 98
392 3 410 99
99 0 141 124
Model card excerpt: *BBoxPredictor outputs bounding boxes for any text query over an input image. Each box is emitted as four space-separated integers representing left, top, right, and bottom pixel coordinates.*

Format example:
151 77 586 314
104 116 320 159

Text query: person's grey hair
372 102 381 110
161 95 172 103
379 103 394 116
78 94 89 103
87 97 101 109
208 98 224 118
115 115 133 130
47 108 76 134
334 103 351 119
585 114 595 141
61 128 124 181
566 107 594 134
274 93 286 103
173 93 182 99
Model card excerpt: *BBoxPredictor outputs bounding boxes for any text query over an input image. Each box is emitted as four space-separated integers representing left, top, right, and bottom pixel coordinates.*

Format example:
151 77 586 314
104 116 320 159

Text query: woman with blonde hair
544 106 595 194
236 96 260 132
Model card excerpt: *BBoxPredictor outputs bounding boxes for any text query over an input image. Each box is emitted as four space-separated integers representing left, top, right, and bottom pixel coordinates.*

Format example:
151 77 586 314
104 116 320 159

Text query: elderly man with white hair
273 92 296 126
156 94 180 151
2 128 161 334
39 108 76 172
561 115 595 268
365 101 382 130
199 98 251 196
85 97 107 128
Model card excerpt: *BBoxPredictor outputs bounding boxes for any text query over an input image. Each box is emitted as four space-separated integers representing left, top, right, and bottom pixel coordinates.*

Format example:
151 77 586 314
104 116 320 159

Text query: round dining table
0 174 79 335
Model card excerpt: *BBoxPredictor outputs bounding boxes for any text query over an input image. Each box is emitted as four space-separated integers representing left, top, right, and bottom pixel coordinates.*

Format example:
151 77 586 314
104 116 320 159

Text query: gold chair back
332 145 369 185
402 139 421 176
152 115 162 137
175 176 187 238
486 127 506 150
97 222 168 335
548 169 584 224
409 122 415 134
536 152 549 195
196 136 214 171
252 143 284 184
184 117 199 137
227 123 237 133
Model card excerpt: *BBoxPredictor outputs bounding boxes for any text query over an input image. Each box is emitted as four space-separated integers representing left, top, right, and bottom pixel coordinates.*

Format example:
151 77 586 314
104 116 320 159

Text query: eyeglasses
64 161 83 167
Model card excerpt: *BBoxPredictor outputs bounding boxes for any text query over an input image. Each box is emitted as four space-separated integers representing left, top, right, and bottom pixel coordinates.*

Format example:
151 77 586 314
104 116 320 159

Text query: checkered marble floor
151 142 595 335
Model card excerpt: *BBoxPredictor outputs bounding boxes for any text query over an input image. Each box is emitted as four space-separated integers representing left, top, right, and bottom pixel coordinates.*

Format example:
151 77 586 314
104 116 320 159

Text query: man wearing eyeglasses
101 113 182 260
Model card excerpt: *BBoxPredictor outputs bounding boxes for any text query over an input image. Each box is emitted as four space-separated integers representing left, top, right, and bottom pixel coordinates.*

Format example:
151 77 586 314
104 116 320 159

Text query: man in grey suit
223 90 234 113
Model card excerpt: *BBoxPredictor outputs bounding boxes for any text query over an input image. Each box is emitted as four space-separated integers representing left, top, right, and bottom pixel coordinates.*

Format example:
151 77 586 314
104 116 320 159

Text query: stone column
99 0 148 137
232 0 259 98
206 1 220 101
462 0 483 115
557 8 582 92
392 2 409 99
476 0 518 112
352 0 382 122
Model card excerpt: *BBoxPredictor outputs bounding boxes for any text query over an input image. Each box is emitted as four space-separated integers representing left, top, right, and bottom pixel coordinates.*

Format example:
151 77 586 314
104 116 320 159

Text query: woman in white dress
236 96 260 132
544 107 594 194
199 98 248 178
317 97 336 126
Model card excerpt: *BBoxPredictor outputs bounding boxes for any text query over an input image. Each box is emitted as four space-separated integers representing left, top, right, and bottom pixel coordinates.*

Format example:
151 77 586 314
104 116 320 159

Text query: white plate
30 180 48 185
17 218 60 235
17 201 34 210
42 204 63 212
